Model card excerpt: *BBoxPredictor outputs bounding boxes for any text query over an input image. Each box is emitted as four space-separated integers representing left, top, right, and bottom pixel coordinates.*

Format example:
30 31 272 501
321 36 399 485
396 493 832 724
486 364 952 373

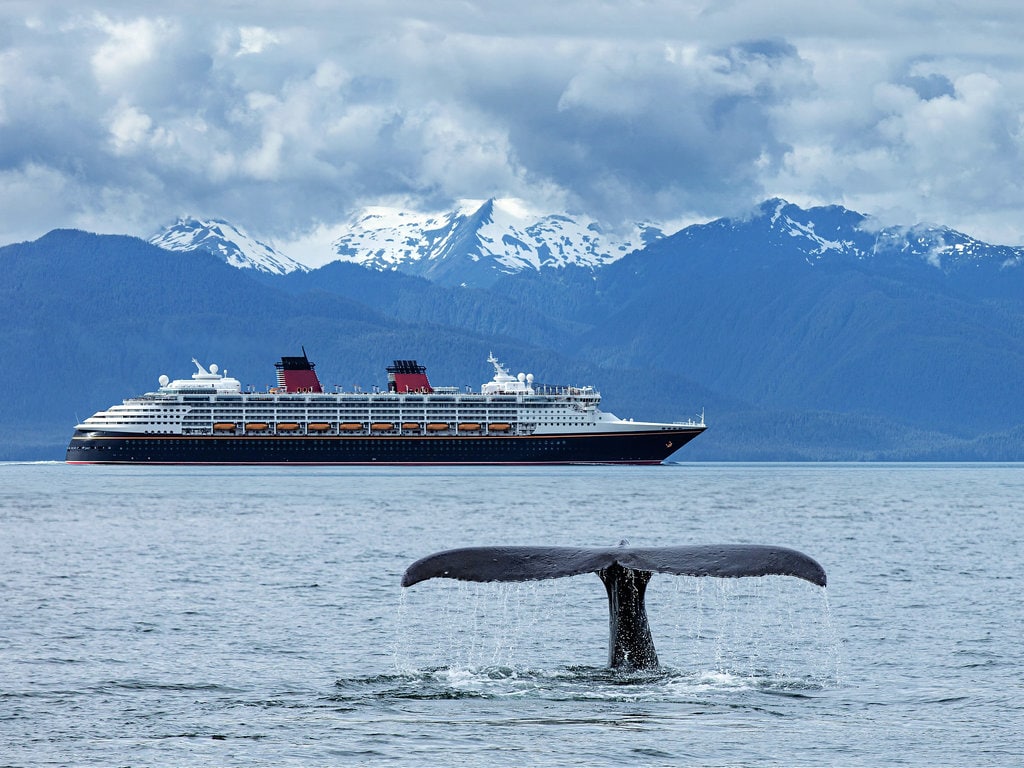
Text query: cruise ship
66 352 706 465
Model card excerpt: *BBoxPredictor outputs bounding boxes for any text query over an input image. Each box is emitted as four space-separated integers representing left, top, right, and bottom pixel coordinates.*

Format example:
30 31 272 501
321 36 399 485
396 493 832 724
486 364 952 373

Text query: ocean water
1 463 1021 766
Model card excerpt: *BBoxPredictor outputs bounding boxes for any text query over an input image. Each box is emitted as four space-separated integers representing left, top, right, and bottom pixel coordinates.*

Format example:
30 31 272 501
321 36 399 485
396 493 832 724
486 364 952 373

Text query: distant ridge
149 217 309 275
149 198 1024 286
704 199 1024 273
328 198 662 286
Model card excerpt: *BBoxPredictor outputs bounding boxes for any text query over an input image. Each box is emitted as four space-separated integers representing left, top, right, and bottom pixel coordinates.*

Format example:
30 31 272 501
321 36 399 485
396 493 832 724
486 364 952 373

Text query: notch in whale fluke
401 543 827 670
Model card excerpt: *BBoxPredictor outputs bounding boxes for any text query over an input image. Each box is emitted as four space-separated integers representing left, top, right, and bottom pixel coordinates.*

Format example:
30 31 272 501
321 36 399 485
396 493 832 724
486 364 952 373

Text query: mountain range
148 197 1024 287
3 198 1023 461
149 199 662 283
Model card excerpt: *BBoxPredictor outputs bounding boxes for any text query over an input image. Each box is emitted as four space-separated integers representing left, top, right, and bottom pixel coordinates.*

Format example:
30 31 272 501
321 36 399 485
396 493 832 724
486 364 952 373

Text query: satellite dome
159 374 170 387
210 363 219 374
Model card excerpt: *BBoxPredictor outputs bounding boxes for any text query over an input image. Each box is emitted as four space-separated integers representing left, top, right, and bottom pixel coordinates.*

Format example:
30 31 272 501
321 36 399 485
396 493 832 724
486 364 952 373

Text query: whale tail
401 543 826 670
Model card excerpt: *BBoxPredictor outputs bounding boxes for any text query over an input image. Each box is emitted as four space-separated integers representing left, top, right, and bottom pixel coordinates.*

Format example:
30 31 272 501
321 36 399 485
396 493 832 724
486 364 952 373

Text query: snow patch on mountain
150 217 309 275
781 218 849 255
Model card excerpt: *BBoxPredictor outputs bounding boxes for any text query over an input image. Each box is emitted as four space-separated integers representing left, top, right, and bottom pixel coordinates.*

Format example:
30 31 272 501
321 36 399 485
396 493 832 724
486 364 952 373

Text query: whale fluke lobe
616 544 827 587
401 543 826 670
401 546 628 587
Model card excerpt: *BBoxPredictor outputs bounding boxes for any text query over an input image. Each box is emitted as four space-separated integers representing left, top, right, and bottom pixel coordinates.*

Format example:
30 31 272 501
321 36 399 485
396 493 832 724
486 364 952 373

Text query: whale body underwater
401 543 828 670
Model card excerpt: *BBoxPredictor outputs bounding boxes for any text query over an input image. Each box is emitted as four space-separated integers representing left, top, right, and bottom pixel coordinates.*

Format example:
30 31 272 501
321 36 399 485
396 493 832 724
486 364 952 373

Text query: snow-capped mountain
149 217 308 275
330 198 663 286
663 198 1024 273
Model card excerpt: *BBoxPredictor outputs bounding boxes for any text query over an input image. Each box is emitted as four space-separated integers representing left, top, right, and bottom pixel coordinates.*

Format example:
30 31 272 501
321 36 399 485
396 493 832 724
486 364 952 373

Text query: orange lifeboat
426 423 449 432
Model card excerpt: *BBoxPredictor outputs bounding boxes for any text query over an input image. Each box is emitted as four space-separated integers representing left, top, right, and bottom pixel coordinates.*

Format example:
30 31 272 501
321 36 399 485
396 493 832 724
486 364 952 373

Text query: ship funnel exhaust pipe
275 351 323 393
387 360 433 393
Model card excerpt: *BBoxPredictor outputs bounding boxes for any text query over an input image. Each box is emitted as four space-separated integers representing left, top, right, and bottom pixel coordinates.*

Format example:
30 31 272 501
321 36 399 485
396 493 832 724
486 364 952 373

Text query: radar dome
159 374 170 387
527 373 534 383
210 363 219 374
518 372 526 382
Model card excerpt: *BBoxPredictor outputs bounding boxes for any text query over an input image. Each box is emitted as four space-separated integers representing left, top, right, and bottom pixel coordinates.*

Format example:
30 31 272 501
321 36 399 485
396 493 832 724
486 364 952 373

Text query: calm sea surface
1 463 1021 766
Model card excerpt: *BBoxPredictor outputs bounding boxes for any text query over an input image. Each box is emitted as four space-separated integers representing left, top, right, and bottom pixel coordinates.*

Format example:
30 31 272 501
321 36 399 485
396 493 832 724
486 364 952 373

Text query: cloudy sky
2 1 1024 262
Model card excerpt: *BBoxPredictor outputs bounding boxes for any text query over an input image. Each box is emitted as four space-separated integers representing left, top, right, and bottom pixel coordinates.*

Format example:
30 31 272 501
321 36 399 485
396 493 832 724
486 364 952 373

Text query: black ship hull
66 427 705 465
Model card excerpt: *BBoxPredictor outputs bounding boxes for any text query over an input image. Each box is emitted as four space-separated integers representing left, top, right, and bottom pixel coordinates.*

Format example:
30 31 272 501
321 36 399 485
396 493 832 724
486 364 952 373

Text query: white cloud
242 129 285 179
89 14 176 93
108 103 153 152
0 164 75 240
767 58 1024 235
276 220 350 267
236 26 279 56
410 105 524 195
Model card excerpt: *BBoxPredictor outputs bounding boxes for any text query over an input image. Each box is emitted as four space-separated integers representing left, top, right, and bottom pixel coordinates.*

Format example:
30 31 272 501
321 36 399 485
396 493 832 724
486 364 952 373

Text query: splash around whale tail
401 543 827 671
400 544 826 588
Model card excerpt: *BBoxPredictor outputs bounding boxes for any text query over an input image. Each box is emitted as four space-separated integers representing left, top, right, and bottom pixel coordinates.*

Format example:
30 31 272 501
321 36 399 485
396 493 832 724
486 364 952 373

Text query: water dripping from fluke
401 542 827 672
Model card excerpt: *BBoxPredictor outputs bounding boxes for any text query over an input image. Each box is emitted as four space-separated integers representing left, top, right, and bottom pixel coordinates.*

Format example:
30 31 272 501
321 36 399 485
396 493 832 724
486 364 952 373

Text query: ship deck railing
672 417 706 428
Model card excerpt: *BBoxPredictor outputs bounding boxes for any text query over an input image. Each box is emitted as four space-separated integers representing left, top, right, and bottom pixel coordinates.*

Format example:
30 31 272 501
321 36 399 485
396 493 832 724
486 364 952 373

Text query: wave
331 663 834 703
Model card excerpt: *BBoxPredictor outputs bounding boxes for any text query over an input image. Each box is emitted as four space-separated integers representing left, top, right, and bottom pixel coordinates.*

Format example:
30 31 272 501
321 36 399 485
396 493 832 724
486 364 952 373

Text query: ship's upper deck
159 359 242 395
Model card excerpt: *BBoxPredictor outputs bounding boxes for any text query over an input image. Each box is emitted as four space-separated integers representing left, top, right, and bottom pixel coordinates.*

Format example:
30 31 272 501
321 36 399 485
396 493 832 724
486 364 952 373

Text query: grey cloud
899 73 955 101
2 1 1024 248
